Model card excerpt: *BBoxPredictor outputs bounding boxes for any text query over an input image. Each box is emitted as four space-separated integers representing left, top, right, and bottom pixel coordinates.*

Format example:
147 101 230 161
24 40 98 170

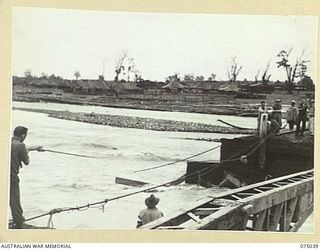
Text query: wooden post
280 201 287 231
258 113 268 169
253 210 267 231
269 203 284 231
240 205 254 230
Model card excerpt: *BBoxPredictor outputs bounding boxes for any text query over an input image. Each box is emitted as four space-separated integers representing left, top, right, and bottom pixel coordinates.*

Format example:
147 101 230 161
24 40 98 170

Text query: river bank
14 107 255 134
13 86 312 119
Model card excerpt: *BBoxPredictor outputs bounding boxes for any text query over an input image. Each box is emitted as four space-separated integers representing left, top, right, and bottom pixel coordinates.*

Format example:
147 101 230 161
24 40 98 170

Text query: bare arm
27 146 44 152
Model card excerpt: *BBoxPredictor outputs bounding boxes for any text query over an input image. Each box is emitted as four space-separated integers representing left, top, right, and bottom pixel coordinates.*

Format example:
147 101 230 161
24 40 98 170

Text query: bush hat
145 194 160 208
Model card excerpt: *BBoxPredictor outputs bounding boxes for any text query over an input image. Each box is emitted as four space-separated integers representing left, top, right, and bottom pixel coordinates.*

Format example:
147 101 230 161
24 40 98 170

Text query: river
10 101 257 229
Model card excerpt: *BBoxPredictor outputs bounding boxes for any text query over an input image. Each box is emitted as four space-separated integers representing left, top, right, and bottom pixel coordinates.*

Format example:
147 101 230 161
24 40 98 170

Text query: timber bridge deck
140 169 313 231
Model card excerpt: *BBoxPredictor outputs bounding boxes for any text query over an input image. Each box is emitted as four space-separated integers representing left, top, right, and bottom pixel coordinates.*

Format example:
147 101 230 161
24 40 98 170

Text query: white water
10 101 257 229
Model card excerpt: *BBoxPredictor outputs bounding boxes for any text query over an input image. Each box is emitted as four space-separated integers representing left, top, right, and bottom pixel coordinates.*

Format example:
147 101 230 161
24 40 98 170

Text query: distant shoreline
13 107 255 134
13 93 255 117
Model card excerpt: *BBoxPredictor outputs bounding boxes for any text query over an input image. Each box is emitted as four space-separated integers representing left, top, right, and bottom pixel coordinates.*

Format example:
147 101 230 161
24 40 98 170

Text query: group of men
258 97 315 137
10 126 163 229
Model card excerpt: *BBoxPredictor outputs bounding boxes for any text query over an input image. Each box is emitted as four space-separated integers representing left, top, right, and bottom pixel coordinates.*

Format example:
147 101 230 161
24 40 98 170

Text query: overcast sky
12 7 318 82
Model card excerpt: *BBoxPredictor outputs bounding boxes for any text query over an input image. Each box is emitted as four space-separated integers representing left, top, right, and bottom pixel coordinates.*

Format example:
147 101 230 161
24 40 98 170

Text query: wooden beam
254 188 264 193
253 210 267 231
259 186 275 190
186 205 244 230
187 212 201 223
115 177 149 187
194 208 220 216
237 192 257 196
284 197 299 231
280 201 287 231
240 205 254 230
269 203 284 231
275 181 291 185
264 209 270 231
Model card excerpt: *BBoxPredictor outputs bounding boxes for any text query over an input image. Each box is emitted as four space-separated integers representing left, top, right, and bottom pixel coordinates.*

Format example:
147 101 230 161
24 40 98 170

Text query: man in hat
137 194 163 228
295 99 309 137
272 99 282 128
286 100 298 130
10 126 43 229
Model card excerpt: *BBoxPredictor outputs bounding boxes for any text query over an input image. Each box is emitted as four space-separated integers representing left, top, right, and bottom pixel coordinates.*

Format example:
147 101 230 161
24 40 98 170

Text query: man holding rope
10 126 43 229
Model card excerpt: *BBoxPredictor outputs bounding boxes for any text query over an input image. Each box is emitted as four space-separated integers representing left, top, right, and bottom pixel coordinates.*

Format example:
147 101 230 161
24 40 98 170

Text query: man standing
272 99 282 128
257 101 268 134
286 100 298 130
10 126 42 229
295 99 309 137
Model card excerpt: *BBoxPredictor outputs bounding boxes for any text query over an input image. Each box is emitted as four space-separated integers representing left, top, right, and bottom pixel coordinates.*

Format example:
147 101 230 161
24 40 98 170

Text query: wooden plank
194 208 220 216
253 210 267 231
157 226 185 230
186 205 244 230
269 203 284 231
187 212 201 223
258 186 275 190
115 177 149 187
231 195 242 200
286 179 297 183
254 188 264 193
280 201 287 231
275 181 291 185
265 209 270 231
284 197 299 231
237 192 256 197
272 183 282 187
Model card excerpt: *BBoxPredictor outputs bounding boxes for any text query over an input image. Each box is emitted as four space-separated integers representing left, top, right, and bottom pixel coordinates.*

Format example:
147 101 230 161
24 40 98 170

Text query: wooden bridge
140 169 313 231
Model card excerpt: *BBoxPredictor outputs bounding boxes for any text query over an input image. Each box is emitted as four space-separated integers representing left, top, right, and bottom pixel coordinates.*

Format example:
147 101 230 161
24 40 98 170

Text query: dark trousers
288 121 295 130
296 119 306 136
10 174 25 227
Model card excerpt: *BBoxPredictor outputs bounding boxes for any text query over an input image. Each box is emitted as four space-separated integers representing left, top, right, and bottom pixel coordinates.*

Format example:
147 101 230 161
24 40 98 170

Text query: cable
134 145 222 173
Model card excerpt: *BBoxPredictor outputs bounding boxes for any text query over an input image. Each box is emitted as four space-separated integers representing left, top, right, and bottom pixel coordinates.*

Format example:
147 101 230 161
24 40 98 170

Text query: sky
12 7 318 82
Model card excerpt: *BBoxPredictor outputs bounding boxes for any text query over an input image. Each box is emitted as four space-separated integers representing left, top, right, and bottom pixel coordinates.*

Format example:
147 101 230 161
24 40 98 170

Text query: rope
134 145 221 173
42 149 98 159
217 119 253 130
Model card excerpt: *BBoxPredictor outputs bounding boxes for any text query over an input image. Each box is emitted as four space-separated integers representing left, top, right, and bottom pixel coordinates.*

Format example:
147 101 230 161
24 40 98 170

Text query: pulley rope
16 129 279 228
134 145 222 173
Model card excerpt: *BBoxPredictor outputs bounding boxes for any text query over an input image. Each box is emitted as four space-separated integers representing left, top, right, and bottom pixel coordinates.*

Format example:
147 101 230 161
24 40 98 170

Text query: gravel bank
14 107 255 134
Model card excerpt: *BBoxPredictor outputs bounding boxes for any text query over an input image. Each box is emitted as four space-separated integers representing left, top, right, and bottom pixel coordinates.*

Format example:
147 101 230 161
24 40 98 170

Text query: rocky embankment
13 107 256 134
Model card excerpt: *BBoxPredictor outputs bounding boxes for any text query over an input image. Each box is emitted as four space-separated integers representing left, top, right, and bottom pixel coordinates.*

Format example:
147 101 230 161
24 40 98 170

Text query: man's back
138 208 163 225
11 137 29 175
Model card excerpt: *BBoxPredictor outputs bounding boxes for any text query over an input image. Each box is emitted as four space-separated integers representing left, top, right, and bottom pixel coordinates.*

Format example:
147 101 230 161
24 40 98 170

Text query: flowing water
10 101 257 229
